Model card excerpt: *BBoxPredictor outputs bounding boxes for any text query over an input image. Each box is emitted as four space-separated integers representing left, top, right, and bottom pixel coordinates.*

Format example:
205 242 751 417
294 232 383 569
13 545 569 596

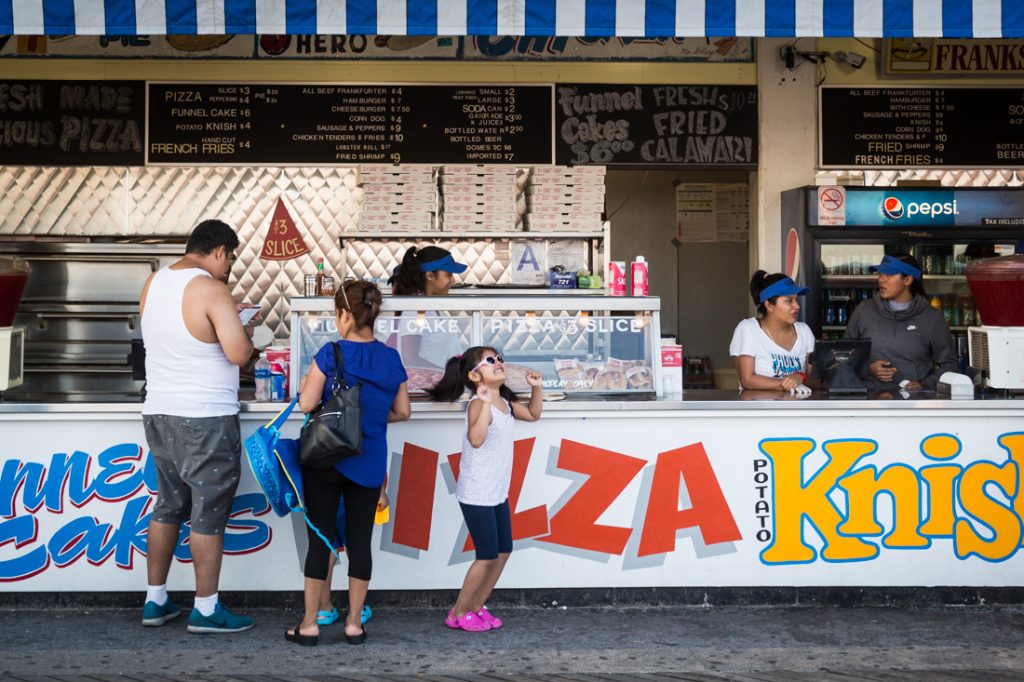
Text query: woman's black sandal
345 626 367 645
285 623 319 646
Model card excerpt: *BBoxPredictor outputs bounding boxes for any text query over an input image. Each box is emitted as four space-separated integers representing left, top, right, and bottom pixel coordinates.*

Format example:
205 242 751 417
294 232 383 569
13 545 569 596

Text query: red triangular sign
260 198 310 261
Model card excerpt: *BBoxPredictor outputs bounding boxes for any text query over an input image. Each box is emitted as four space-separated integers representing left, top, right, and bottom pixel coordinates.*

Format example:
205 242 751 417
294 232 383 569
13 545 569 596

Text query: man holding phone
138 219 257 634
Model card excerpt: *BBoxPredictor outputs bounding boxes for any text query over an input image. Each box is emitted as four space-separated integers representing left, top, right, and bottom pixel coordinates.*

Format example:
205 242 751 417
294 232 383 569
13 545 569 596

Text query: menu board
147 83 553 165
554 84 758 167
820 87 1024 168
0 80 145 165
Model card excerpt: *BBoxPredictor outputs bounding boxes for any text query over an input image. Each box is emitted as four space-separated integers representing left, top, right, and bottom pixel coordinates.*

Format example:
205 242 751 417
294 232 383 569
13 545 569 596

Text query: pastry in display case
291 294 663 398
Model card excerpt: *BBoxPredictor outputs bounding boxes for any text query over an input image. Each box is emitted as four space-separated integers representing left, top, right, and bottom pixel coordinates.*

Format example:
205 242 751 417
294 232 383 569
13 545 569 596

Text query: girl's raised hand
476 384 493 403
525 369 543 388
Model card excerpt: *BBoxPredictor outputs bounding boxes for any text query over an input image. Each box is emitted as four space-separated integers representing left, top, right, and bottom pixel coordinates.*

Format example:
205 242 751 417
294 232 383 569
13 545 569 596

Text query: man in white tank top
138 219 257 634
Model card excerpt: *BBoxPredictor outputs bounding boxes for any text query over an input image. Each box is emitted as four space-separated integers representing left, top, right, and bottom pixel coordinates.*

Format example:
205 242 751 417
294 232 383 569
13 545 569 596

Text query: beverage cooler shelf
923 275 967 281
821 275 876 282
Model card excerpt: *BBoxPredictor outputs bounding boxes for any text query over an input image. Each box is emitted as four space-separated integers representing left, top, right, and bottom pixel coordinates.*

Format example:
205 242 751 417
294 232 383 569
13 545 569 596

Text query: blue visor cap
419 254 468 274
869 255 921 279
759 277 810 303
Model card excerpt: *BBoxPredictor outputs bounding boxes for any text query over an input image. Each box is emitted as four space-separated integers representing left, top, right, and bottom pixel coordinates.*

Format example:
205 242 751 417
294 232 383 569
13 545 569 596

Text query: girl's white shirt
457 395 514 506
729 317 815 379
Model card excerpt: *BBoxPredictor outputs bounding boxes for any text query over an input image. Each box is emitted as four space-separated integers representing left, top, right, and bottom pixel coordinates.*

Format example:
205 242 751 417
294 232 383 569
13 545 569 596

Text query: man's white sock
194 593 219 617
146 584 168 606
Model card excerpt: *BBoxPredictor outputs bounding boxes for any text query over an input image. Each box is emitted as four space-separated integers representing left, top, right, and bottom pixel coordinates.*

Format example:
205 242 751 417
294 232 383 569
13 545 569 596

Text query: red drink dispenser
0 257 30 327
966 255 1024 327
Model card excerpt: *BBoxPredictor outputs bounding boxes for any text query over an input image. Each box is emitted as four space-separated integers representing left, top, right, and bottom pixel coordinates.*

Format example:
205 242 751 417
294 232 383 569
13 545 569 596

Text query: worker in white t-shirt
729 271 815 394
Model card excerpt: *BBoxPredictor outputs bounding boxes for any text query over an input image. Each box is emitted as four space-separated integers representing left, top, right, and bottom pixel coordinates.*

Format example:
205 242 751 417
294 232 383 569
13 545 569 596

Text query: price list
820 87 1024 168
146 83 552 165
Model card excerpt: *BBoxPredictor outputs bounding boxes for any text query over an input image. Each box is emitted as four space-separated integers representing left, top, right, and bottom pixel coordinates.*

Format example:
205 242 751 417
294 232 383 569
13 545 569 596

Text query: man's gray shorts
143 414 241 536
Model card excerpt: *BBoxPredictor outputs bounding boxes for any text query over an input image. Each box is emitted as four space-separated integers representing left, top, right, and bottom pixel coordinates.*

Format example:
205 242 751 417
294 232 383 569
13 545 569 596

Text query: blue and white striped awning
2 0 1022 38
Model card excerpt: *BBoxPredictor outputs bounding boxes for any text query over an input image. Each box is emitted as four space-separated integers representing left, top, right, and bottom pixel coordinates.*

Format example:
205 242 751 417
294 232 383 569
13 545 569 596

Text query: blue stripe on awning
467 0 497 34
347 0 376 33
823 0 853 37
525 0 555 35
765 0 795 37
706 0 735 37
883 0 914 37
286 0 317 33
1004 0 1024 38
165 0 197 33
1 0 1023 37
942 0 972 38
226 0 256 34
407 0 437 34
104 0 136 33
645 0 674 38
586 0 616 37
43 0 76 34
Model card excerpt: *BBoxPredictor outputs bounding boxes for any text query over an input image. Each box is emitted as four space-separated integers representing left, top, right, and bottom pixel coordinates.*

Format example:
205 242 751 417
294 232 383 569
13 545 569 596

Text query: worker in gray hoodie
845 253 958 392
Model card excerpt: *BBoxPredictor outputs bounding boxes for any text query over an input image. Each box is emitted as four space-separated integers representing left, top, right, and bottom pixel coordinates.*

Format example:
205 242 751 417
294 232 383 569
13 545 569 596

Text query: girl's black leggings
301 466 380 581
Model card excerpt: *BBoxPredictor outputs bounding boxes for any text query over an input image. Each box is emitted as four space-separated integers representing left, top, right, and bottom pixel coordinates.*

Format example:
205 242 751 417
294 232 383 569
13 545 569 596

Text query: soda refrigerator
781 186 1024 373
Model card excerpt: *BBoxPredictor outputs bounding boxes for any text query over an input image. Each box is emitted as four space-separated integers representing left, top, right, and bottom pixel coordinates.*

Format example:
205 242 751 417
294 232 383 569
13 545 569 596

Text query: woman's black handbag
299 342 362 469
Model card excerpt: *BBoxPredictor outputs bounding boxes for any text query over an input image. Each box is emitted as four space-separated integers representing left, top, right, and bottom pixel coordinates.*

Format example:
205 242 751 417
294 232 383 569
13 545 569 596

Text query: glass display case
290 295 663 398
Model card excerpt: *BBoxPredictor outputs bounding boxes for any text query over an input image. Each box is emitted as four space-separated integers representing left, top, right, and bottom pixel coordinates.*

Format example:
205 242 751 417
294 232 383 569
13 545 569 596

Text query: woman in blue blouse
288 280 410 647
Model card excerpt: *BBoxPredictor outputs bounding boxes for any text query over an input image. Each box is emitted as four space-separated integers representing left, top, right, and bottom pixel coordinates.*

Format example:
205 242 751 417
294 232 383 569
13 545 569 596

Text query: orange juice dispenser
0 257 29 391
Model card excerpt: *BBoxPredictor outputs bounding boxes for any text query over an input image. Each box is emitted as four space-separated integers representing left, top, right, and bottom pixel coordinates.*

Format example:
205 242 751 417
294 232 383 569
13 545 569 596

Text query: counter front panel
1 398 1021 591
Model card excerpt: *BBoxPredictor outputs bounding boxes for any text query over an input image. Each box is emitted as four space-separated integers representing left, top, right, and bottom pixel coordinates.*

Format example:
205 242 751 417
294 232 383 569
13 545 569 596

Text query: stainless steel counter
1 389 1021 414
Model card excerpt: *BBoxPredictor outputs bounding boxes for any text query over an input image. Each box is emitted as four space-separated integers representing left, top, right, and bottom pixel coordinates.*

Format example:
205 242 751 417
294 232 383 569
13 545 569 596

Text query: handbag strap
329 341 348 395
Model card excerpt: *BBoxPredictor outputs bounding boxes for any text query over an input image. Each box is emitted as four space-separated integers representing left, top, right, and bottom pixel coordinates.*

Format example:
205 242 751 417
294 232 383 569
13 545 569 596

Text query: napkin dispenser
937 372 974 400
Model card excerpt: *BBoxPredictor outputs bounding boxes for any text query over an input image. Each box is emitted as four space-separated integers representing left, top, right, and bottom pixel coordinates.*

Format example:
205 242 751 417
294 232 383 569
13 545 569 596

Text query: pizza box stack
356 165 438 232
440 165 519 232
524 166 606 233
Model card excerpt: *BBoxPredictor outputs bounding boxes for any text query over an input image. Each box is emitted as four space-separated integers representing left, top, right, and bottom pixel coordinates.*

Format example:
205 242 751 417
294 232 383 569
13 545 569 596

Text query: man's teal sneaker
141 599 181 627
186 603 254 634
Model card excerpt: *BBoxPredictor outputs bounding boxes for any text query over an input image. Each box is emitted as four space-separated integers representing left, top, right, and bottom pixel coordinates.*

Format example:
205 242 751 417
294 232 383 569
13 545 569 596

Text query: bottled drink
270 365 286 401
961 295 976 327
608 261 626 296
630 256 648 296
837 304 847 325
254 352 272 401
315 257 325 296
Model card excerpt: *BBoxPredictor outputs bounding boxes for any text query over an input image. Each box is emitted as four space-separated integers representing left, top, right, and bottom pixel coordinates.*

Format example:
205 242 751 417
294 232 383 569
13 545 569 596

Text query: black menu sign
554 84 758 167
147 83 553 165
820 87 1024 168
0 80 145 165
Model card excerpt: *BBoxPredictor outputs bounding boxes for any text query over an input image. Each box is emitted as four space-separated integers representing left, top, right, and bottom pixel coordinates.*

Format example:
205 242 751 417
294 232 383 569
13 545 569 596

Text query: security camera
832 50 867 69
782 45 796 70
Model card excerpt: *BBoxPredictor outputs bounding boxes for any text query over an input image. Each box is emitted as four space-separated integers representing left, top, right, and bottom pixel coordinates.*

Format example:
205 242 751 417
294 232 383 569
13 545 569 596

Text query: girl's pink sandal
446 609 491 632
476 607 503 629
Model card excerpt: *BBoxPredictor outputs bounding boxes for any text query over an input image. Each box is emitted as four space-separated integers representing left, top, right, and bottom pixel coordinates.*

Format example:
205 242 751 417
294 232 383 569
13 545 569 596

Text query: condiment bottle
315 257 325 296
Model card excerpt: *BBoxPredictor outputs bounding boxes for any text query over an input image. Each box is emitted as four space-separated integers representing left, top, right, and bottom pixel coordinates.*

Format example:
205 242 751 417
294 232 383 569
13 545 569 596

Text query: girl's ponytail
427 354 468 402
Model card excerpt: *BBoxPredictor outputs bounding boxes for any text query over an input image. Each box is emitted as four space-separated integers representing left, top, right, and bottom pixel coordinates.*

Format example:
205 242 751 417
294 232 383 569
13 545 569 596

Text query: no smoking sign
817 186 846 225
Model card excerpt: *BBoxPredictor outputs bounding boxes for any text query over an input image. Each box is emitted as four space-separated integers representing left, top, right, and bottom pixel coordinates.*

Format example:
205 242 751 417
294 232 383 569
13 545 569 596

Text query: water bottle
254 352 271 401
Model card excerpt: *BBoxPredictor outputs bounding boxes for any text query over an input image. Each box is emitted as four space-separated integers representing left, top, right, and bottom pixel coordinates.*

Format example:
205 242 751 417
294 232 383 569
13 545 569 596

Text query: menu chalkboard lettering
148 83 553 165
0 80 145 165
820 87 1024 168
555 84 758 167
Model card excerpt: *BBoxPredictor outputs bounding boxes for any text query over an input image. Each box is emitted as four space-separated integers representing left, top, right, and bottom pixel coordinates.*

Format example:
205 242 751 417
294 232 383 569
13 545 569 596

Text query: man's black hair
185 219 239 256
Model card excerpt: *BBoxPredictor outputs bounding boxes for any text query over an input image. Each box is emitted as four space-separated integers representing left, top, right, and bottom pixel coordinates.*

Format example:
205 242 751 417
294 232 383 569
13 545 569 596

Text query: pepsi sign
842 190 959 226
881 197 904 220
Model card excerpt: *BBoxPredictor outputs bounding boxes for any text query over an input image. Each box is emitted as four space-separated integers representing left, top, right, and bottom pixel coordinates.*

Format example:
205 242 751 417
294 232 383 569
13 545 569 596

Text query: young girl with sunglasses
427 346 544 632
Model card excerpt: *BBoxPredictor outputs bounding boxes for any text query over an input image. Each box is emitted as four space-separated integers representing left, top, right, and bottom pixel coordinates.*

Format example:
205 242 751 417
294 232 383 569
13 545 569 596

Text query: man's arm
204 279 254 366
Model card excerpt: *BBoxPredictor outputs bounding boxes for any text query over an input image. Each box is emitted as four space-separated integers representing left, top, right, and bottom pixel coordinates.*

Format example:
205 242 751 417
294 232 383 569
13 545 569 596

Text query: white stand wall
754 39 819 274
